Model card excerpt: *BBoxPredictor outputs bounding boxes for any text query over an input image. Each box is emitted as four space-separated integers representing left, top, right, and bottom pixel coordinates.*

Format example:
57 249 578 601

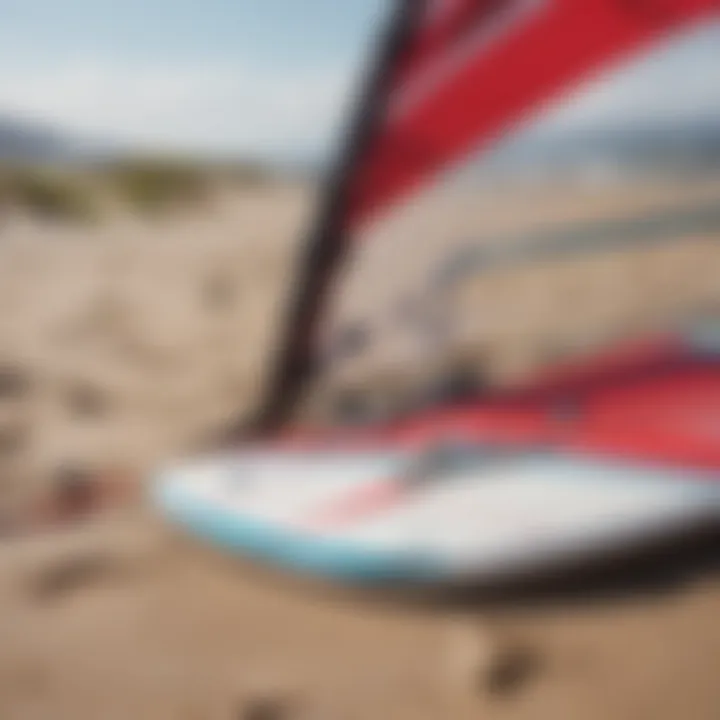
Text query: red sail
348 0 719 229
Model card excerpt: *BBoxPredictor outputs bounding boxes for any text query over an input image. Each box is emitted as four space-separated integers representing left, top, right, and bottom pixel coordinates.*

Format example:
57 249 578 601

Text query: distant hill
0 116 75 163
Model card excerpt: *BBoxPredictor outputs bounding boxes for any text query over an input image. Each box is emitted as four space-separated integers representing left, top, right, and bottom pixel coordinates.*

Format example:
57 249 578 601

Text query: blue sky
0 0 386 68
0 1 718 161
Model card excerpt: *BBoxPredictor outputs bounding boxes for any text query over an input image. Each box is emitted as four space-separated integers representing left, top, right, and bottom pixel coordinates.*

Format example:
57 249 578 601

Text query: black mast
249 0 428 435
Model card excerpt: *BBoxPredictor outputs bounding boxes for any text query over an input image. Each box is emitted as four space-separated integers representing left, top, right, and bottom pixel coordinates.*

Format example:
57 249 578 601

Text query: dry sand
0 515 718 720
0 175 719 719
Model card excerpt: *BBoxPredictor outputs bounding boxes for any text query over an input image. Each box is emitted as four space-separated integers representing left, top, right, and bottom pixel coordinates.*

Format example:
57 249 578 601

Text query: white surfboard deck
153 447 720 585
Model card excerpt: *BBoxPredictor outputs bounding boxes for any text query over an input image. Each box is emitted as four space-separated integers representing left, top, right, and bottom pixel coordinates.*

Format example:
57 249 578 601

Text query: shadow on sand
169 519 720 615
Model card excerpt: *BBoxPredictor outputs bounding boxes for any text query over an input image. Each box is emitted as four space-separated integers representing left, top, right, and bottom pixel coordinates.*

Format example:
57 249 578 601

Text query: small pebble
238 677 301 720
0 365 31 401
29 550 115 600
444 619 542 699
66 383 109 419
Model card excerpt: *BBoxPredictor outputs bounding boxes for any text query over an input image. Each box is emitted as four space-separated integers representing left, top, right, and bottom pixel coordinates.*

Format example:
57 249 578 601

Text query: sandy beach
0 175 719 719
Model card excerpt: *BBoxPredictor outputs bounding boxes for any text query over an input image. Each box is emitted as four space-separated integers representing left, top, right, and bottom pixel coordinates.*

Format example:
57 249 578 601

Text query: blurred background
0 2 719 718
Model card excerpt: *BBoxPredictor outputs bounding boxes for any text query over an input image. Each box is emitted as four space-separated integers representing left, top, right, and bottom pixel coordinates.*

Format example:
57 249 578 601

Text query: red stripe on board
300 480 406 530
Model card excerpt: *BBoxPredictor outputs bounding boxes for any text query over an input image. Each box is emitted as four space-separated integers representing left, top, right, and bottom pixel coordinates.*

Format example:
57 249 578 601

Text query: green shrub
0 167 97 222
106 158 211 214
